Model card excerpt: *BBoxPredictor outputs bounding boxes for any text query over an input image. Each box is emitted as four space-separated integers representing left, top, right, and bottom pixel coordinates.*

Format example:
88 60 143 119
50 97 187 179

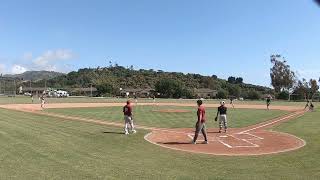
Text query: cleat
132 130 137 134
203 141 209 144
191 141 196 144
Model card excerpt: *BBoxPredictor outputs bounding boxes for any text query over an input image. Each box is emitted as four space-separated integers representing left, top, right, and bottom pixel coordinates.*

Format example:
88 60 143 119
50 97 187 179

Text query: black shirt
218 105 227 115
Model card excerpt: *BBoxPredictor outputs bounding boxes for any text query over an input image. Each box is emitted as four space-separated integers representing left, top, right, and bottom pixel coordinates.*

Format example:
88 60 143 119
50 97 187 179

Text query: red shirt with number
123 105 132 116
197 105 206 123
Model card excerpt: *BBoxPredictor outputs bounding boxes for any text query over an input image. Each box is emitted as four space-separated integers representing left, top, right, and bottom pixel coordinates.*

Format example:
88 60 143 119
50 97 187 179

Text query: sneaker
125 132 129 135
132 130 137 134
203 141 209 144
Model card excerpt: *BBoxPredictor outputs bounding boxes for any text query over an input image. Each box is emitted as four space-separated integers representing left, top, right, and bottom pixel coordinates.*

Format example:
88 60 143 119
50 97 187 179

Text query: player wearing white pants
124 115 135 134
123 100 136 135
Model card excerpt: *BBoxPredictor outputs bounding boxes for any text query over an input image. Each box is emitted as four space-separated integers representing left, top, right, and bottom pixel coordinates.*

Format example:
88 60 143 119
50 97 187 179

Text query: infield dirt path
0 102 307 156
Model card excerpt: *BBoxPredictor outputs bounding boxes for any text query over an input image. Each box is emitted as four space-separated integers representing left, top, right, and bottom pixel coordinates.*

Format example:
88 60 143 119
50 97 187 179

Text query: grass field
46 106 288 128
1 95 319 106
0 107 319 179
0 96 319 179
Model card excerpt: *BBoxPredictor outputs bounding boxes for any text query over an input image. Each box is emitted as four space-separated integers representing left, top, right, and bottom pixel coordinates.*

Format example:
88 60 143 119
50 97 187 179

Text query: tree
212 75 218 80
227 84 241 97
309 79 319 100
216 89 228 99
155 78 186 98
246 90 261 100
96 83 114 96
227 76 236 84
270 54 296 93
235 77 243 84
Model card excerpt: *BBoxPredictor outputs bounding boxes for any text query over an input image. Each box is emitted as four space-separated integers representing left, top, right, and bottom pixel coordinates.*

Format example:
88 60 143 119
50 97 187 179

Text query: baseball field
0 96 319 179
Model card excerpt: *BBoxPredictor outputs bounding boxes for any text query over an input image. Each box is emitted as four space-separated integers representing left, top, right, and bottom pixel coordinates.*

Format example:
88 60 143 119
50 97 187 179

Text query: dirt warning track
0 103 307 156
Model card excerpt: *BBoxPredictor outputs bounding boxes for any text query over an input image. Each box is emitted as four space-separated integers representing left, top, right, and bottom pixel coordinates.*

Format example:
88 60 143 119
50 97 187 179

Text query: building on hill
194 88 217 99
70 87 98 97
21 87 46 96
120 88 155 98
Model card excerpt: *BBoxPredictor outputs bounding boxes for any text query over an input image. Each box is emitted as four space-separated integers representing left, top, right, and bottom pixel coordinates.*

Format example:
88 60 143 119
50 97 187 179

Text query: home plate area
144 128 306 156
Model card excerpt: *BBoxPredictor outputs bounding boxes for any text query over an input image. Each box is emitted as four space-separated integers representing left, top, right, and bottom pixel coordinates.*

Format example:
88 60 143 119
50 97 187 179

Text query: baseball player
230 97 235 108
40 95 45 109
215 101 228 133
266 95 271 110
191 100 208 144
31 94 34 103
123 100 136 135
304 100 311 110
309 102 314 111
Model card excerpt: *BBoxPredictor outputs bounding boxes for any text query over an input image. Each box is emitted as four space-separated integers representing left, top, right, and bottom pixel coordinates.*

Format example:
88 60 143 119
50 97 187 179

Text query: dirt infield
152 109 191 113
0 102 307 156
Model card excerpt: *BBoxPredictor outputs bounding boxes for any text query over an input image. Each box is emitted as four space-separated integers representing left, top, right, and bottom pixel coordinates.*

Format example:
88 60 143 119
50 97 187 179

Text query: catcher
215 101 228 133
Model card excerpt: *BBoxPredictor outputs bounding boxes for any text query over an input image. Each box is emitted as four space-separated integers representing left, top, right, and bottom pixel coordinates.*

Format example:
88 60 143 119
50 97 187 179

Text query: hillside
4 71 65 81
24 65 272 99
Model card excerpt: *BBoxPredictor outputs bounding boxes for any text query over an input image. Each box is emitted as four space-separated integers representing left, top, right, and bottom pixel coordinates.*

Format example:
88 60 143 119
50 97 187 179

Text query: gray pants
193 121 208 142
219 115 227 129
124 115 135 133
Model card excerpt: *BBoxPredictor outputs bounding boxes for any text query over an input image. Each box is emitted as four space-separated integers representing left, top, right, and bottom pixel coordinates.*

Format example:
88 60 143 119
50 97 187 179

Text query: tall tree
309 79 319 100
270 54 296 93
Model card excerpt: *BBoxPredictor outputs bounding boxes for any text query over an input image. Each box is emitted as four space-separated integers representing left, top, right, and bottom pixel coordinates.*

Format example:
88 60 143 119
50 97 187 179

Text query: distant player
230 97 235 108
304 100 311 110
152 95 156 103
309 102 314 111
123 100 136 135
40 96 45 109
215 101 228 133
134 95 138 105
266 95 271 110
191 100 208 144
31 94 34 103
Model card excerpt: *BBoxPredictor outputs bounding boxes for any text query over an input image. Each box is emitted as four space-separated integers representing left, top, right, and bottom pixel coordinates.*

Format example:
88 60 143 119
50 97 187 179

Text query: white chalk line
239 111 305 134
228 134 259 148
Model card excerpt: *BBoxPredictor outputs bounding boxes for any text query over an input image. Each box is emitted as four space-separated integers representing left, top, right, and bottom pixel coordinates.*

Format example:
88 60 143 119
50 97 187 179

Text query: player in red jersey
123 100 136 135
191 100 208 144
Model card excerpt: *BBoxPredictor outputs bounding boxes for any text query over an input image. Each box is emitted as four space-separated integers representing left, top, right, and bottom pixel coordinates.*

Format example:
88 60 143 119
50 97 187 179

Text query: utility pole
90 84 93 97
14 79 16 96
30 80 32 94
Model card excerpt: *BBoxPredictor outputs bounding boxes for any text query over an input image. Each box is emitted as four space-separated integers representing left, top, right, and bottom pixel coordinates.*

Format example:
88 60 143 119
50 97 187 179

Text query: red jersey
197 105 206 122
123 105 132 116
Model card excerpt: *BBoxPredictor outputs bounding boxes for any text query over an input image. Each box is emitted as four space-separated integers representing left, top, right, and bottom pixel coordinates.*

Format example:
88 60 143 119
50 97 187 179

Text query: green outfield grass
1 95 318 107
0 107 319 179
45 106 288 128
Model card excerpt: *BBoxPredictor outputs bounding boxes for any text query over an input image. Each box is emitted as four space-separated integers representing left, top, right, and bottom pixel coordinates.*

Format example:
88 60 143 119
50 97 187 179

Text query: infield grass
45 105 288 128
0 107 319 179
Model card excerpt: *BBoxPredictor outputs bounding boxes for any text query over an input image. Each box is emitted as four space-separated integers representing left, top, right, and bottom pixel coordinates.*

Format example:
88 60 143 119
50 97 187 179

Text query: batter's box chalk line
187 133 261 148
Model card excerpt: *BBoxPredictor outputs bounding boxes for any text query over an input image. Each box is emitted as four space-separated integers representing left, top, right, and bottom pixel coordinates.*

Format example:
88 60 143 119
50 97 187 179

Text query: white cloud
1 49 76 74
11 64 27 74
0 64 6 74
33 49 74 69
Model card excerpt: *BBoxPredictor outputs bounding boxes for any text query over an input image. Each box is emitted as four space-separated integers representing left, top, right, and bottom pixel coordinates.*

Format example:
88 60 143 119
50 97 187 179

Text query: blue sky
0 0 319 86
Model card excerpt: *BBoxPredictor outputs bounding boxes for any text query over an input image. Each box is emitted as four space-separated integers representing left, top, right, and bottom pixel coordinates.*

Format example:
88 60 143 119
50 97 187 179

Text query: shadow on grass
161 142 191 145
102 131 124 135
